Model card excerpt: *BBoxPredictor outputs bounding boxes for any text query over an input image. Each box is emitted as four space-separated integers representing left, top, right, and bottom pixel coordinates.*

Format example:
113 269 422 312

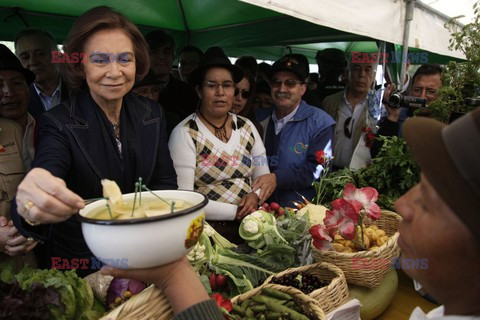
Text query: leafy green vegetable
0 261 99 320
312 136 420 210
312 168 356 206
0 281 60 319
355 136 420 209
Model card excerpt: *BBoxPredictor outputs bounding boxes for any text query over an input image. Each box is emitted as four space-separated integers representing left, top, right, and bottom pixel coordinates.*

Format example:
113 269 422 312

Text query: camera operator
371 64 442 158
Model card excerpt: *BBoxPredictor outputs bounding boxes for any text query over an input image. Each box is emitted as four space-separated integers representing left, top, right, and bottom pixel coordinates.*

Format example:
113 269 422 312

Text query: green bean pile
231 287 311 320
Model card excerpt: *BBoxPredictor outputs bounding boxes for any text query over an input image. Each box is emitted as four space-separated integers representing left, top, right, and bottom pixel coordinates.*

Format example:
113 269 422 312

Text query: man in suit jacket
322 57 376 169
15 28 69 120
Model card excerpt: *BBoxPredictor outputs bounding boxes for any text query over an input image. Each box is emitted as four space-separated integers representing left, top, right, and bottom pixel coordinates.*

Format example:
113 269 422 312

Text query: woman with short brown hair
62 6 150 90
12 6 177 277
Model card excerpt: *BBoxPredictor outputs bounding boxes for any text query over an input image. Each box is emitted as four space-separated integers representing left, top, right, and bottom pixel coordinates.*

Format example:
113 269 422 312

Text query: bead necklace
198 110 229 142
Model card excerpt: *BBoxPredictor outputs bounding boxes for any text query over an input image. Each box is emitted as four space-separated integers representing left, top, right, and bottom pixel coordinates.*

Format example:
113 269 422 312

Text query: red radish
209 273 217 290
216 274 228 287
270 202 280 211
276 208 285 216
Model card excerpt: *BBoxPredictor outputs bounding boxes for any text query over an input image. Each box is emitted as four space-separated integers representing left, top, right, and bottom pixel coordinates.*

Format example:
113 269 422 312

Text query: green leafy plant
428 1 480 122
312 136 420 210
354 136 420 209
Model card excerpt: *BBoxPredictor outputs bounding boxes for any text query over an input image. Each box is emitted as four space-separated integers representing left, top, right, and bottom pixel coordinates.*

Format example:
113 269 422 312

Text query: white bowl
78 190 208 269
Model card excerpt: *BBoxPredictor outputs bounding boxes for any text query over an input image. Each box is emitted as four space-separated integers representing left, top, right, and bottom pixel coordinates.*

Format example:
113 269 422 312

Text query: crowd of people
0 5 478 320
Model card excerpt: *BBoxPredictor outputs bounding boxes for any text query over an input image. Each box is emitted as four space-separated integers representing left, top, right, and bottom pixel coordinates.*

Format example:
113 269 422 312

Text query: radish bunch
260 202 285 217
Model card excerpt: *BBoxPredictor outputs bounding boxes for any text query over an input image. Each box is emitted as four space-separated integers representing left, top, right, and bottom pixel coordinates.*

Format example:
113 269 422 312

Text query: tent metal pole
401 0 415 85
177 0 190 44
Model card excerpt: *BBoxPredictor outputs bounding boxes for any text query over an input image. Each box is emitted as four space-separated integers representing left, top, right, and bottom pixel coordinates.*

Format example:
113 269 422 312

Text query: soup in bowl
78 189 208 268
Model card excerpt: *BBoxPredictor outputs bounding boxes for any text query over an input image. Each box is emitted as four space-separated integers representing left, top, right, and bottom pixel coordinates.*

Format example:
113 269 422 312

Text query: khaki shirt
0 118 25 219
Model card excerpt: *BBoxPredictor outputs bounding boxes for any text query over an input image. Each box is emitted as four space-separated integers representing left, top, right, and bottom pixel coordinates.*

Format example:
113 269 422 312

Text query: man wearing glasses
322 57 376 169
254 54 335 207
370 64 442 158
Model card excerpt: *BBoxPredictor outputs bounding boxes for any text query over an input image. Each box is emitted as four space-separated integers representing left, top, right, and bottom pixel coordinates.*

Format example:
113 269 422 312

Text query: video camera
388 92 426 109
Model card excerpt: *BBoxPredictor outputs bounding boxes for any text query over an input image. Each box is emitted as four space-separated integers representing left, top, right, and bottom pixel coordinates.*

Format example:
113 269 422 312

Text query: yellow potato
362 234 371 249
148 200 185 210
369 225 378 230
375 229 386 238
376 235 389 246
113 203 148 216
333 243 345 252
101 179 123 209
345 240 355 248
364 228 376 240
368 245 380 251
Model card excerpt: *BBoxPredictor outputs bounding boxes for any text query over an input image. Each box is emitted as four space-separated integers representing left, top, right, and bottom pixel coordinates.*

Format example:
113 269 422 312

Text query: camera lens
388 94 402 108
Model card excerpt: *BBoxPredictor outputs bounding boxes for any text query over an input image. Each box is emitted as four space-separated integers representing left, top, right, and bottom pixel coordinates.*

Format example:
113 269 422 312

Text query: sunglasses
234 88 251 99
344 116 354 139
271 79 304 89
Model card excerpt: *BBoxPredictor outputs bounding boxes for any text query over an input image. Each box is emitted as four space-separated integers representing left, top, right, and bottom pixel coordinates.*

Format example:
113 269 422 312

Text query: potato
334 234 347 245
368 245 380 251
362 234 371 249
369 225 378 231
375 229 386 238
333 243 345 252
364 228 376 240
345 240 355 248
376 235 389 246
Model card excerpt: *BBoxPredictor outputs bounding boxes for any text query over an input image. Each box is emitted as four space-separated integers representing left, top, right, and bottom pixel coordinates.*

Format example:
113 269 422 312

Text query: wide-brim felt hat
133 69 160 88
188 46 243 86
268 53 309 81
403 108 480 243
315 48 347 69
0 44 35 84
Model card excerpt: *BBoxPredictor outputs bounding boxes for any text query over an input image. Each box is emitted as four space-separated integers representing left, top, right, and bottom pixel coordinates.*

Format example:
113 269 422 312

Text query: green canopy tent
0 0 464 64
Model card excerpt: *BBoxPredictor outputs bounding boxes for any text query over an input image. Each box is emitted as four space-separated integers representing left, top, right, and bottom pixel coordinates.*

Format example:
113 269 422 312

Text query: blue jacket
261 101 335 207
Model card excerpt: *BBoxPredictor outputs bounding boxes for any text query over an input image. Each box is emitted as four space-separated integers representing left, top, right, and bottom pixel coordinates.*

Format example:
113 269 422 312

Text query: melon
348 269 398 320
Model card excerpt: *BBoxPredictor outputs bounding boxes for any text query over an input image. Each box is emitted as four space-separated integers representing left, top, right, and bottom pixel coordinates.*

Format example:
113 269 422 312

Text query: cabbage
296 204 328 226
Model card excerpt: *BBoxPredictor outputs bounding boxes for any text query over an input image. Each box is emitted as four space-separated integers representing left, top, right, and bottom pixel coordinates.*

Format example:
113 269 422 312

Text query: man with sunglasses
322 56 376 169
253 54 335 207
371 64 442 158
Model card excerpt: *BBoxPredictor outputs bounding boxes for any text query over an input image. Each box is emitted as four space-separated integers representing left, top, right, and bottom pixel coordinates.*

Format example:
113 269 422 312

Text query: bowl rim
76 189 208 225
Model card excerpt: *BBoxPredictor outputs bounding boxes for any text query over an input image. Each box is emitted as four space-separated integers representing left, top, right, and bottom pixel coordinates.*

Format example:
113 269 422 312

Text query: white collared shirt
409 306 480 320
332 90 367 168
33 78 62 111
272 103 300 135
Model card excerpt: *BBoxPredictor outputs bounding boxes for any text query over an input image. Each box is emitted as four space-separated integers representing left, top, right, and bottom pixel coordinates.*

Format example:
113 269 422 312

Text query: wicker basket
231 283 326 320
313 210 402 288
101 285 174 320
262 262 350 314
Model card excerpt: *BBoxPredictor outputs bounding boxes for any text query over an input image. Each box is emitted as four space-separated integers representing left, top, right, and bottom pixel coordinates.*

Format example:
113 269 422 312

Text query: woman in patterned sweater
168 47 276 242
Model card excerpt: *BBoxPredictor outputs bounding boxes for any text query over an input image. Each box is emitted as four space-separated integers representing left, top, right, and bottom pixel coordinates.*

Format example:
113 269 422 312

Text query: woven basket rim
312 210 403 288
102 285 173 320
262 262 350 314
232 283 326 320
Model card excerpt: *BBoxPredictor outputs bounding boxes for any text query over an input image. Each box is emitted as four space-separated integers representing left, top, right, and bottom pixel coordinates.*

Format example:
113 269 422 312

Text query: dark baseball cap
269 54 309 82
